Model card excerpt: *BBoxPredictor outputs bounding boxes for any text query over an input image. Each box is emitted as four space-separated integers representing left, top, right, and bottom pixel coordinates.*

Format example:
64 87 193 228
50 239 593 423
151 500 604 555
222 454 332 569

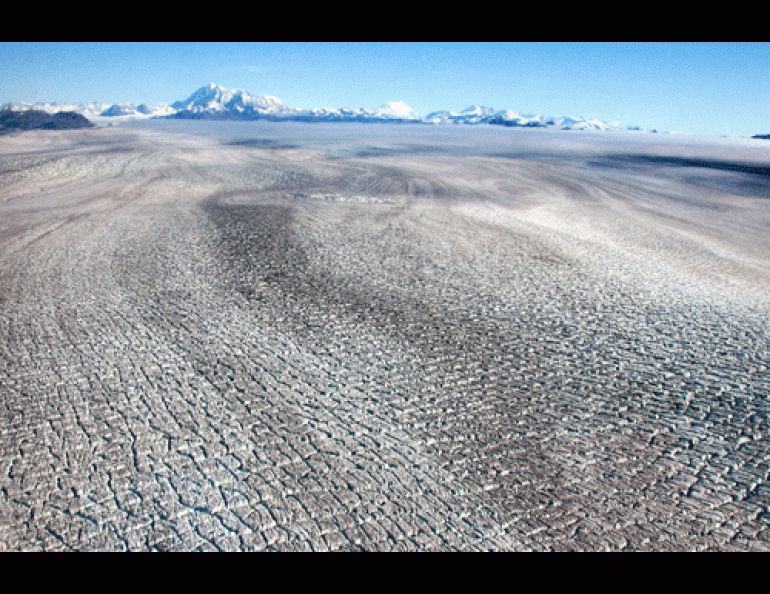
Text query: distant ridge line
3 83 653 133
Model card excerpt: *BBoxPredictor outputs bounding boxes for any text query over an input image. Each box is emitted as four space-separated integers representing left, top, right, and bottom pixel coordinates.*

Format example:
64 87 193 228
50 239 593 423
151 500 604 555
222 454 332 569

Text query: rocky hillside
0 109 94 133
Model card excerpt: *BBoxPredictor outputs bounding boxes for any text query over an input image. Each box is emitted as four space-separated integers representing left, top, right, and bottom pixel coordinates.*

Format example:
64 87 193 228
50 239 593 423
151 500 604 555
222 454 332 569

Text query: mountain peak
170 84 294 119
461 105 495 116
375 101 419 120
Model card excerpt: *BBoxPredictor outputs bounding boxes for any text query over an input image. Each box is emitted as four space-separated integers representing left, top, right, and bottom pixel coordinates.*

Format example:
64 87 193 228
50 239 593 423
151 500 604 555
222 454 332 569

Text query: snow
3 101 107 120
375 101 419 120
1 83 657 133
171 84 295 117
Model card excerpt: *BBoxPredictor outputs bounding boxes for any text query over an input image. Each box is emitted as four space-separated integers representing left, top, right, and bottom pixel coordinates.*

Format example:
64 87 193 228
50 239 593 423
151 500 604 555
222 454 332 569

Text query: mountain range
2 83 643 132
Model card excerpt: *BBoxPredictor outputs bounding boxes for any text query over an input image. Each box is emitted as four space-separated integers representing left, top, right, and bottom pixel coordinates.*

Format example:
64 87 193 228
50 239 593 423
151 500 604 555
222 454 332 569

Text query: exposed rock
0 108 94 132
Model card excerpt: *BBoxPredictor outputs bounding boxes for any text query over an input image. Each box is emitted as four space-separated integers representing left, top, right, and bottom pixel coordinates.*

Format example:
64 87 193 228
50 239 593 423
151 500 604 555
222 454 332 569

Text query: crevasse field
1 120 769 551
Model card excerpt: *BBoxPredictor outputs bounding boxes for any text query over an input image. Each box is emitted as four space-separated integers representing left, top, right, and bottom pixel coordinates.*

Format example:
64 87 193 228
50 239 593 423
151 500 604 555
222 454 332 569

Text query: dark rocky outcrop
0 109 94 133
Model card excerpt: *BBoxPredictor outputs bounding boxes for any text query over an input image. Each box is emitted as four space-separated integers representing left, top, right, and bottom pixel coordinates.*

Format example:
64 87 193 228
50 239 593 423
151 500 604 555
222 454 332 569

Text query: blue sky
2 42 769 137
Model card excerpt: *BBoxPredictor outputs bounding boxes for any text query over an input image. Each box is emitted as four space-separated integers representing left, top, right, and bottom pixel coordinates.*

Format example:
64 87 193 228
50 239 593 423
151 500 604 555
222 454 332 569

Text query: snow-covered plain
1 120 769 551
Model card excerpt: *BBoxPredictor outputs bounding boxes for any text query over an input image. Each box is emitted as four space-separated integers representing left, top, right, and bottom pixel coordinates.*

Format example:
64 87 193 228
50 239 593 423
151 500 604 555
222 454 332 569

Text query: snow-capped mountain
425 105 498 125
100 103 176 118
372 101 419 120
426 106 625 131
3 100 174 122
164 84 421 123
169 83 301 120
3 101 108 121
2 84 643 132
301 101 420 123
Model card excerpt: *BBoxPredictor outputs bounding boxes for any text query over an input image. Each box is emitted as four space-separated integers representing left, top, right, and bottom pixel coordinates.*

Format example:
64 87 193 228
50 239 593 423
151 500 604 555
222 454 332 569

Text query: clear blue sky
2 42 769 137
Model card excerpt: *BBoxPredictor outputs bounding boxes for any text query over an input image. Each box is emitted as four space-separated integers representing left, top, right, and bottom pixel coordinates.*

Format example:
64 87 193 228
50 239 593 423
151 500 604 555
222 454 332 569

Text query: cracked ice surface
1 121 769 551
